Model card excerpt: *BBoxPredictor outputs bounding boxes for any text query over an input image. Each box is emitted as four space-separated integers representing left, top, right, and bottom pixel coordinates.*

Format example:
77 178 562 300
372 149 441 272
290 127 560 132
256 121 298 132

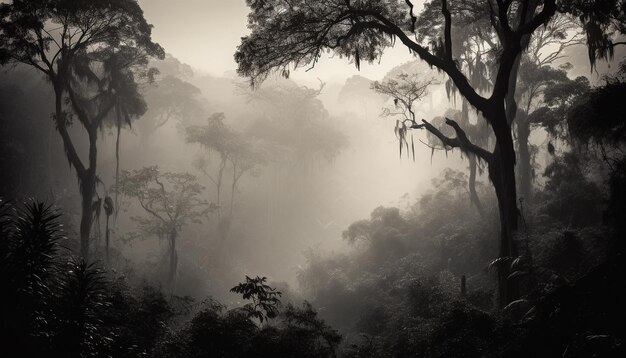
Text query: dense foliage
297 153 625 356
0 200 341 357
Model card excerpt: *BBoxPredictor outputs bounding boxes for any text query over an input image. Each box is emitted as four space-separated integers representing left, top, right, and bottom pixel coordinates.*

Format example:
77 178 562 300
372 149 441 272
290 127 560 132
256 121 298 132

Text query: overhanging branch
354 9 491 113
418 117 492 161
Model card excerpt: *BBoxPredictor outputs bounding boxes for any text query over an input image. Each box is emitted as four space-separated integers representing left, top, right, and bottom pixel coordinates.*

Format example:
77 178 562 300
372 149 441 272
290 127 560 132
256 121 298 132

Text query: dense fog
1 1 625 357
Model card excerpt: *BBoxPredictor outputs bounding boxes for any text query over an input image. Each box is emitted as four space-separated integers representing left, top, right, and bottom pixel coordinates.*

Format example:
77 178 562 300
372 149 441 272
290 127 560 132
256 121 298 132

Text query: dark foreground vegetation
2 145 625 357
0 200 341 358
299 160 626 357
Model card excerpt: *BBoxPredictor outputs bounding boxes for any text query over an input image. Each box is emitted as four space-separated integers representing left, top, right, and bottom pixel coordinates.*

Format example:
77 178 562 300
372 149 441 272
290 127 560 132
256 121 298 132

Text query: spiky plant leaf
487 256 514 271
503 298 531 314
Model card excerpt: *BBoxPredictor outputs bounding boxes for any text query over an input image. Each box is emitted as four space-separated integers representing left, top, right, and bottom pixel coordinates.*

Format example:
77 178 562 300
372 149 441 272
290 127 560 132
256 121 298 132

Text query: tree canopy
117 166 210 288
234 0 626 307
0 0 165 260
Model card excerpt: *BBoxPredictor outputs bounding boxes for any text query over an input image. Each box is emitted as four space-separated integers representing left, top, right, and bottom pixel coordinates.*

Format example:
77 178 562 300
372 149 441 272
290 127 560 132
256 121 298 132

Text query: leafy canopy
116 166 210 238
0 0 164 75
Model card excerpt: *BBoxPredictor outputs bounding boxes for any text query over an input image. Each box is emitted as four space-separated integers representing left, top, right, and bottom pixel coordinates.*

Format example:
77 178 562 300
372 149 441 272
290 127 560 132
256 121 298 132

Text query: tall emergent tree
0 0 165 260
117 166 210 291
235 0 621 305
101 51 155 222
186 113 263 242
139 75 207 136
512 16 583 205
243 81 348 170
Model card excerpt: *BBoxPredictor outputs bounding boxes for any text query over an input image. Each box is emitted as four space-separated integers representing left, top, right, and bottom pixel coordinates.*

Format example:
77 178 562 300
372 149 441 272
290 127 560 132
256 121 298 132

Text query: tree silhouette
116 166 210 292
235 0 624 306
139 75 208 136
101 51 154 223
0 0 164 260
242 81 348 178
511 16 584 204
186 113 264 243
372 73 434 161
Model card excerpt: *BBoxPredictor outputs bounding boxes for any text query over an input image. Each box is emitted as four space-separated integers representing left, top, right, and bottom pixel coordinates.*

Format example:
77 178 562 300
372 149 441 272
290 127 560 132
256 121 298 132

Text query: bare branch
419 117 492 161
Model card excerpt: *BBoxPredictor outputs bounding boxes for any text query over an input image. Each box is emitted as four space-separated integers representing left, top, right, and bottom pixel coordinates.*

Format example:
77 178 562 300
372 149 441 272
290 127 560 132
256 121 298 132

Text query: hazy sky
139 0 415 82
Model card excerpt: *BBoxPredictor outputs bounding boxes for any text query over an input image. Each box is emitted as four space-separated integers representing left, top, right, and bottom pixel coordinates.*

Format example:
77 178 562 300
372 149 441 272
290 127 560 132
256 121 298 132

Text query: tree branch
138 196 168 224
353 9 490 113
516 0 557 36
405 0 418 33
419 117 492 161
154 176 174 222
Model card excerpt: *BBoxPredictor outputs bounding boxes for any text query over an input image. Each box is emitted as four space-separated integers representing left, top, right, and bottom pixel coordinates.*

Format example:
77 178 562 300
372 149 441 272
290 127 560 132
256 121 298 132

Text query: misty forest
1 0 626 357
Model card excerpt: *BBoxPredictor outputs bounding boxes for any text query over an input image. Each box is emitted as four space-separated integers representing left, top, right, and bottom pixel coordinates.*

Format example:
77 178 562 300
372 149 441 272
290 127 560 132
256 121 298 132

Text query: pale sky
139 0 415 82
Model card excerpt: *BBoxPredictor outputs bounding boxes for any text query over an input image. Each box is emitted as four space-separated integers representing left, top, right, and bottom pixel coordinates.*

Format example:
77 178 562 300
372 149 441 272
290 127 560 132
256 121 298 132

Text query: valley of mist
2 54 466 298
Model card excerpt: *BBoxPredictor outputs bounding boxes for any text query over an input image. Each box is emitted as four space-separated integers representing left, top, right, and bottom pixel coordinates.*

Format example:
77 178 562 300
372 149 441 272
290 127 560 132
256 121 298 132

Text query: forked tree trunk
494 2 537 304
54 81 97 261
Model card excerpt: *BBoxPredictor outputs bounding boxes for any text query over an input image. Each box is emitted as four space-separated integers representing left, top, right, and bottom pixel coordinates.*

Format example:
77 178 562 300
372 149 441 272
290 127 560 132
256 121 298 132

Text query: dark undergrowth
2 168 624 357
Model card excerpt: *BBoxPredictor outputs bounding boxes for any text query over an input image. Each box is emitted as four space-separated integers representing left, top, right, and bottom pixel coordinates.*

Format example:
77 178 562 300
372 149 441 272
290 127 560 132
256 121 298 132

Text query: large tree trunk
488 109 520 307
492 2 537 305
53 81 96 260
517 117 532 205
505 57 521 125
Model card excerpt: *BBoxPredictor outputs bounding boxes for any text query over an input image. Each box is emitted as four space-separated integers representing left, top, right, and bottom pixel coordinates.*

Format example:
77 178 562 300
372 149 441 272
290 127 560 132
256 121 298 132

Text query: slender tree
117 166 210 291
186 113 231 222
373 72 491 217
103 51 154 221
514 62 581 203
371 72 433 160
0 0 164 260
186 113 263 242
